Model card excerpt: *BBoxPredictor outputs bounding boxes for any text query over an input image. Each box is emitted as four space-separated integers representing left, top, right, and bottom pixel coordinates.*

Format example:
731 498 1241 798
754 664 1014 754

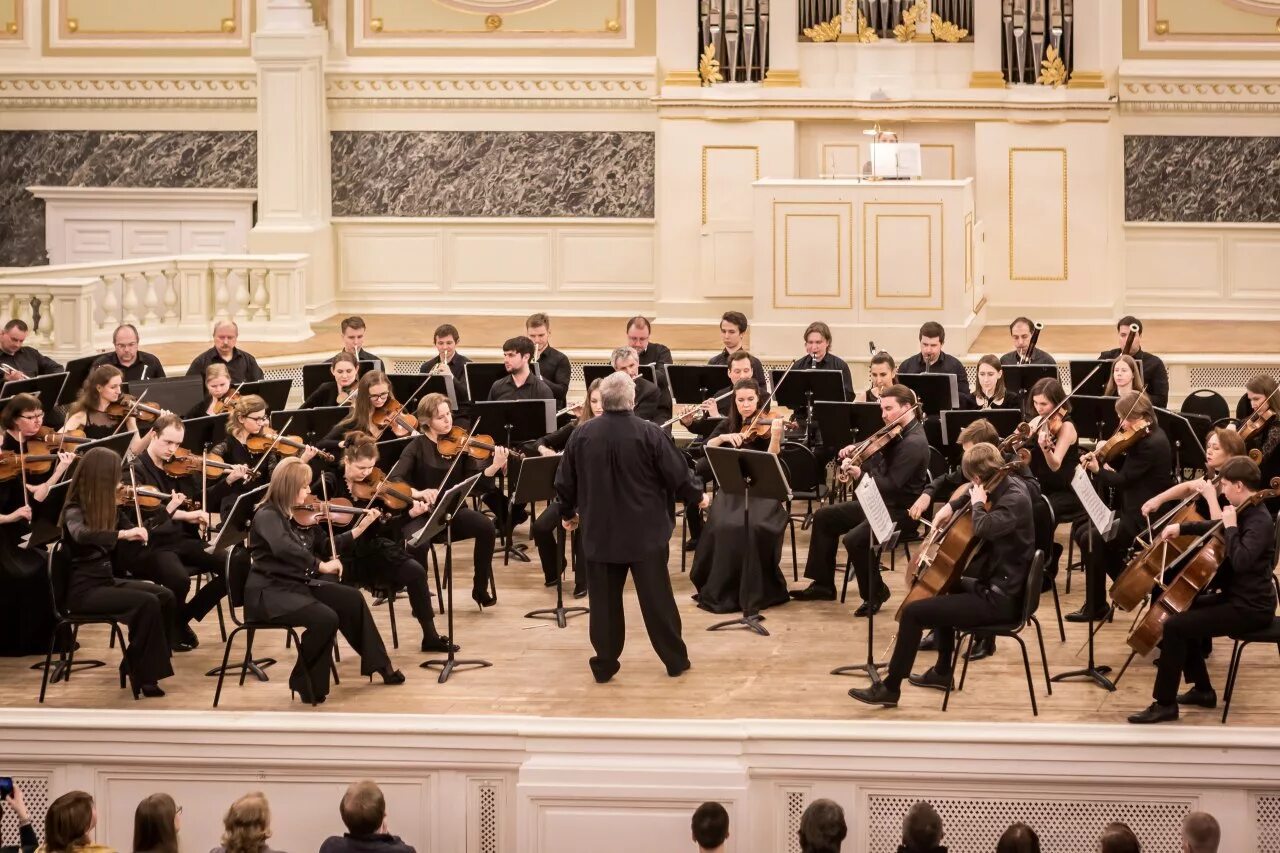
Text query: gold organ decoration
66 17 79 32
699 42 723 87
370 17 383 31
930 12 967 42
893 0 928 42
1037 44 1068 87
220 17 235 32
484 14 502 30
803 16 842 42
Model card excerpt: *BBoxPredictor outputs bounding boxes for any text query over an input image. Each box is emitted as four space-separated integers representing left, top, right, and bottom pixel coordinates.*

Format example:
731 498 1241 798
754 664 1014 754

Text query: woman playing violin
397 392 508 608
208 394 311 518
303 351 360 409
1103 354 1144 398
185 363 235 418
1026 377 1081 517
0 393 74 656
970 354 1011 410
320 371 404 452
689 378 792 615
63 364 151 455
319 431 456 653
246 457 404 704
1237 374 1280 488
59 446 175 697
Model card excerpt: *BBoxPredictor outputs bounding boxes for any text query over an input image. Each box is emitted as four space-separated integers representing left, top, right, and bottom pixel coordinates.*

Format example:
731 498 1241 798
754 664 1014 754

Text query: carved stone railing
0 254 311 359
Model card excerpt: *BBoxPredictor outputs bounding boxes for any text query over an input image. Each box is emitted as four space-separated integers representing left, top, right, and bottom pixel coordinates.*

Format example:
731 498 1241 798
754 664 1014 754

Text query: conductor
556 371 709 683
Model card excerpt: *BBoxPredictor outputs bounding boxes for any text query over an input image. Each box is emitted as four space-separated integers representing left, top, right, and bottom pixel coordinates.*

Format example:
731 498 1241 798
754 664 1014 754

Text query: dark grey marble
1124 135 1280 223
331 131 654 218
0 131 256 266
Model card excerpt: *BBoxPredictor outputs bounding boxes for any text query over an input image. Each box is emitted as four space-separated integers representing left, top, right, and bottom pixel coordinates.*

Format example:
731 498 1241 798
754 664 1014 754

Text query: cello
1110 474 1219 612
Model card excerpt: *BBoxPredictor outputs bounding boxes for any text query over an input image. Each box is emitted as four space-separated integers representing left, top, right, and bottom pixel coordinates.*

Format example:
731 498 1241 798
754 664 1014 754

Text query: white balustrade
0 254 311 359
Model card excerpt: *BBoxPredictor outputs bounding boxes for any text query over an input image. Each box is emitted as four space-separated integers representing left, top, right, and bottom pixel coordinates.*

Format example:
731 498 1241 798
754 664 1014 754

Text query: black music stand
703 446 792 637
1051 472 1117 692
180 414 226 453
666 365 730 405
1002 364 1059 405
271 406 347 447
463 363 507 403
832 477 899 684
301 360 377 400
204 484 274 682
941 409 1022 467
0 373 68 410
412 474 492 683
899 373 956 417
127 376 205 417
376 436 415 476
471 400 553 562
1155 408 1207 479
810 402 856 457
386 372 454 414
1069 360 1114 397
582 364 657 389
236 378 292 413
27 479 70 550
59 355 100 406
771 369 846 444
515 455 587 628
1071 396 1121 450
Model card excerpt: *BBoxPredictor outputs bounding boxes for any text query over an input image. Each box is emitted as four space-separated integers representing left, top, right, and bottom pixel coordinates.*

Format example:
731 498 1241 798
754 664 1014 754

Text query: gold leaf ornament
803 15 841 42
1036 44 1067 87
698 42 723 86
893 1 927 42
855 12 879 42
929 12 967 42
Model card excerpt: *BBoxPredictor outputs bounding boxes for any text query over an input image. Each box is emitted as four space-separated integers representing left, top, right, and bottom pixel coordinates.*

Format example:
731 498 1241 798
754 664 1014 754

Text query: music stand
27 479 70 549
271 406 347 447
59 355 100 406
413 474 493 683
515 455 587 628
1052 469 1118 691
1070 395 1121 450
0 373 68 410
941 409 1022 467
302 360 377 400
387 372 455 414
831 476 899 684
666 365 730 404
703 446 792 636
582 364 657 389
377 436 415 480
236 378 292 413
127 376 205 417
1156 407 1208 478
1069 360 1113 397
204 484 274 682
771 369 847 443
180 414 226 453
1002 364 1059 404
463 363 507 403
899 373 957 417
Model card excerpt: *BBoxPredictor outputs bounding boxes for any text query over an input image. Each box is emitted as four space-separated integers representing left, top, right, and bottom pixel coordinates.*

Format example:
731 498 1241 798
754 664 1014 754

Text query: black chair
1220 617 1280 724
38 542 138 703
1034 495 1067 642
779 441 829 533
211 551 338 708
942 550 1052 716
1180 389 1229 426
191 567 227 642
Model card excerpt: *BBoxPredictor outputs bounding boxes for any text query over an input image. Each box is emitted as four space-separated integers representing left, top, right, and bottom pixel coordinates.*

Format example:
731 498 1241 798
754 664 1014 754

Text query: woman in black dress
302 351 360 409
185 363 235 419
972 354 1012 410
690 379 791 615
63 364 150 454
208 394 312 518
319 370 404 454
59 446 175 697
245 457 403 704
0 393 74 656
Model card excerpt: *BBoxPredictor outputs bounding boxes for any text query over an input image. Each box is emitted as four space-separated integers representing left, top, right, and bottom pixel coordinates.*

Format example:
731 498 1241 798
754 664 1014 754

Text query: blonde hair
415 393 450 430
262 457 311 517
226 393 268 440
204 362 231 385
220 792 271 853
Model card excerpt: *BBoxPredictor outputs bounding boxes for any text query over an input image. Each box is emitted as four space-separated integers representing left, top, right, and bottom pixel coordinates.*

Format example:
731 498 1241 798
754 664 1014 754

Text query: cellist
1128 457 1276 724
849 443 1035 708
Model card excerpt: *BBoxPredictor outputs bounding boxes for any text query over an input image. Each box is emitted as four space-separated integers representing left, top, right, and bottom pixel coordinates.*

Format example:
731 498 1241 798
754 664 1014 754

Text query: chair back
1033 495 1056 559
1180 389 1229 425
1020 550 1046 627
227 546 252 615
778 441 822 495
928 446 948 481
45 541 75 619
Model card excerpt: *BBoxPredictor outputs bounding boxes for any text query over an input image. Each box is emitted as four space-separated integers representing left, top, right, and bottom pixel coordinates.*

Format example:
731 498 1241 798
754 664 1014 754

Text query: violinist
321 371 409 452
1103 354 1144 398
791 384 929 613
689 378 792 615
1025 378 1080 519
246 457 404 704
971 355 1013 410
418 324 471 403
63 364 151 455
184 363 235 418
850 443 1035 708
397 392 507 608
1128 457 1276 724
1071 391 1174 622
59 446 175 698
790 321 852 398
126 413 225 649
860 352 897 403
206 394 295 517
303 351 360 409
1000 317 1056 366
1099 316 1168 408
1237 374 1280 485
0 394 73 657
320 432 457 653
529 379 602 594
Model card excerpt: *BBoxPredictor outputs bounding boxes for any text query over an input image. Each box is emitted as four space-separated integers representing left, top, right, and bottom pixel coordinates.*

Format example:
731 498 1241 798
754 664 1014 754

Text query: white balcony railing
0 254 311 359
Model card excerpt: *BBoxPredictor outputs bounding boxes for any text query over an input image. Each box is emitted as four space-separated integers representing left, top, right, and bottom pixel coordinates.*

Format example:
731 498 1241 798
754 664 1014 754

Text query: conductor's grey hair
600 371 635 412
610 346 639 369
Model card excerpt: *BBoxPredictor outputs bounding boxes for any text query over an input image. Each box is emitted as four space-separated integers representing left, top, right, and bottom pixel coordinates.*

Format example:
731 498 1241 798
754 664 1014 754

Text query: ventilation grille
785 790 807 853
1190 367 1280 392
865 794 1189 853
479 783 498 853
0 776 49 844
1256 794 1280 853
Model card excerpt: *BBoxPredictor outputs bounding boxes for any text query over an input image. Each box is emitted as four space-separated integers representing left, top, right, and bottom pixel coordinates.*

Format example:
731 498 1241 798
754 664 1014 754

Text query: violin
738 405 797 439
162 447 255 482
436 425 523 462
1081 417 1152 467
209 387 244 416
115 483 199 511
103 394 164 424
245 427 335 463
1125 478 1280 657
1237 392 1277 444
348 467 415 513
291 496 389 527
372 400 418 437
836 404 921 483
0 441 58 481
35 426 91 452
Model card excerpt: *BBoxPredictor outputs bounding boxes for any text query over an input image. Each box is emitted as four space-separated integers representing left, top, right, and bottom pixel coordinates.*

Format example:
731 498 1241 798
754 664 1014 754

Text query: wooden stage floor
5 523 1276 727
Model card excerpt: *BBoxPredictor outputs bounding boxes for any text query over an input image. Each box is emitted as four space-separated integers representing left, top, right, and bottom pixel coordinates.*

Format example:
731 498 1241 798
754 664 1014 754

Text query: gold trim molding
1067 70 1107 89
762 69 802 88
664 70 702 87
772 201 854 310
969 70 1007 89
1008 147 1068 282
326 73 654 110
1119 72 1280 113
862 201 944 312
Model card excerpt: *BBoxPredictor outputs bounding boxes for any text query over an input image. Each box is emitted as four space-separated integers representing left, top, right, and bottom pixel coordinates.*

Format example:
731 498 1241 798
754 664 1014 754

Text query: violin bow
17 431 28 509
743 357 799 434
127 464 144 530
201 445 210 543
249 416 293 477
110 389 149 436
375 376 431 440
318 473 340 578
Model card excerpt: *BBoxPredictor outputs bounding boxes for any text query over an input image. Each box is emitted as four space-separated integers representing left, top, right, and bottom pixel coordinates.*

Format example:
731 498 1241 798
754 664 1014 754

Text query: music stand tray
302 360 377 400
377 436 415 478
463 363 507 404
941 409 1022 445
1070 395 1121 443
470 400 555 444
1069 360 1115 397
1 373 68 410
666 365 731 405
237 378 292 413
386 372 455 414
1156 407 1208 474
60 355 100 406
1002 364 1059 401
898 373 957 416
271 406 348 447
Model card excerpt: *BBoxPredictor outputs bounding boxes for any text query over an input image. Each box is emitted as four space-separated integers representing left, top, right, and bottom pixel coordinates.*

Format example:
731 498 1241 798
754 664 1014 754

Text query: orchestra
7 307 1276 728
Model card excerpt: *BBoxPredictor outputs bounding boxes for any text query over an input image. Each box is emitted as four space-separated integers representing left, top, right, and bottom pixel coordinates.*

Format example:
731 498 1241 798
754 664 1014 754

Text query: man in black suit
0 318 63 380
897 320 971 398
791 320 852 398
418 323 471 403
92 323 166 382
611 346 665 426
526 312 571 410
999 316 1056 366
487 336 554 403
556 371 708 682
327 315 383 369
185 320 264 384
708 311 766 387
1098 315 1169 409
626 315 673 419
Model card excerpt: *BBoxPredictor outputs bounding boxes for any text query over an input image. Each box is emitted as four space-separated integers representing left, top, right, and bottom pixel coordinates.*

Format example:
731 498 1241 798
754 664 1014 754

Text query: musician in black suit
708 311 766 387
850 443 1035 708
1129 457 1276 724
626 316 673 419
418 324 471 403
1098 316 1169 409
897 321 971 397
92 323 166 382
999 316 1056 366
791 321 852 398
487 336 555 403
185 320 264 384
611 346 665 426
0 318 63 380
327 315 383 369
526 312 571 410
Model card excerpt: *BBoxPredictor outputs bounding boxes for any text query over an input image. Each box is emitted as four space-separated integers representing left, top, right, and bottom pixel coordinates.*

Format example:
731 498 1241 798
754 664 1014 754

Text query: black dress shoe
683 538 700 552
1177 687 1217 708
573 585 588 599
918 630 938 651
139 683 165 698
965 636 997 661
421 635 459 653
174 624 199 651
908 668 952 691
293 691 326 705
1128 702 1179 724
1065 607 1109 623
377 668 406 685
790 585 837 602
854 584 891 617
849 683 900 707
472 589 497 608
590 658 620 683
543 578 559 588
666 660 691 678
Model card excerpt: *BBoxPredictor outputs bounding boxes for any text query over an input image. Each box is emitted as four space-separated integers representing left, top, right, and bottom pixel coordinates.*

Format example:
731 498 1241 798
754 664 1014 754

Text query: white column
657 0 699 86
249 0 335 316
1066 0 1116 89
969 0 1004 88
762 3 800 87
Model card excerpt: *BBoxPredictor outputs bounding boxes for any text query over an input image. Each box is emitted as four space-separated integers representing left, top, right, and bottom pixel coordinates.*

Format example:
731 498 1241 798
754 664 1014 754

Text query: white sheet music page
855 474 896 545
1071 466 1115 537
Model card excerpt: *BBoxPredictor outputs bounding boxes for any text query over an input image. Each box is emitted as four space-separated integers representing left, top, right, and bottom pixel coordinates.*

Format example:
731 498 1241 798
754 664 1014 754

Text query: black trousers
531 501 583 587
1153 597 1271 705
403 507 494 592
803 501 906 601
587 548 687 679
134 536 225 629
1084 517 1137 613
685 457 713 542
245 577 391 700
68 579 176 686
888 584 1020 689
342 549 440 641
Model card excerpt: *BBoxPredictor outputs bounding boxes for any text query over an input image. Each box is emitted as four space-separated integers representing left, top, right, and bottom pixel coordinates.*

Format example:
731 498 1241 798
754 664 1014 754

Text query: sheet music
1071 466 1115 537
855 474 896 546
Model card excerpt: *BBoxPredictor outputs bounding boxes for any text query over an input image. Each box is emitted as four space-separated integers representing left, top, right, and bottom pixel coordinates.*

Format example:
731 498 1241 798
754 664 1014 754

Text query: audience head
1181 811 1219 853
902 800 943 850
220 792 272 853
997 822 1040 853
340 316 367 354
691 801 730 851
133 792 180 853
339 780 387 837
212 320 239 357
43 790 96 853
599 371 635 413
720 311 748 351
798 799 846 853
112 323 141 365
1100 821 1140 853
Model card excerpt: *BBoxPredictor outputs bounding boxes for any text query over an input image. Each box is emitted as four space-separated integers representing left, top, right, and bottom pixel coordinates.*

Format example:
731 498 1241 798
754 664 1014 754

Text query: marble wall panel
1124 135 1280 223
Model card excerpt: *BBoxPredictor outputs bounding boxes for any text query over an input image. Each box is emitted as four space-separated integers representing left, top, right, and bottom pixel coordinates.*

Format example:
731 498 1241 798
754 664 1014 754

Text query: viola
836 404 921 483
436 425 523 462
0 441 58 481
115 483 199 511
245 427 335 463
103 394 164 424
1082 416 1152 467
372 401 418 437
162 447 254 481
348 467 415 513
291 496 389 527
